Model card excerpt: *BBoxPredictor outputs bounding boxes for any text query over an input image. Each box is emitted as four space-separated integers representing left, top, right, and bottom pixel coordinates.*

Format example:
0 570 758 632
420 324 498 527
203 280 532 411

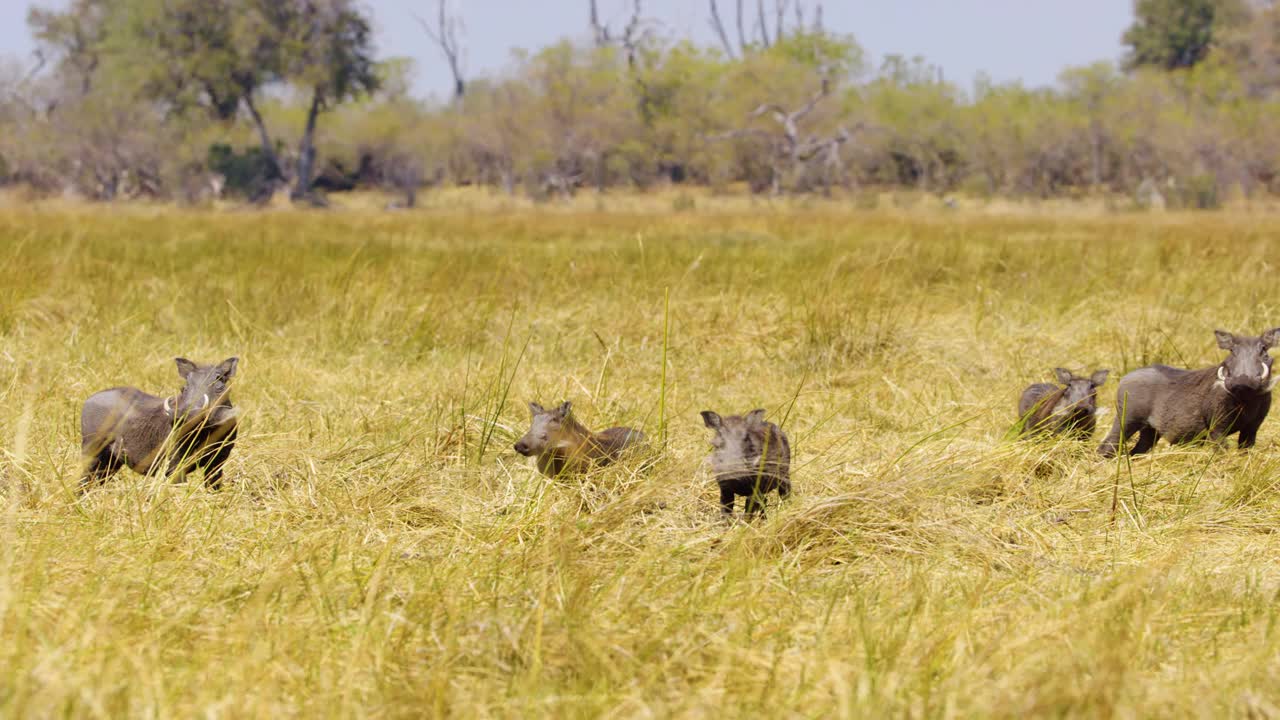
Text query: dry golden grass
2 202 1280 717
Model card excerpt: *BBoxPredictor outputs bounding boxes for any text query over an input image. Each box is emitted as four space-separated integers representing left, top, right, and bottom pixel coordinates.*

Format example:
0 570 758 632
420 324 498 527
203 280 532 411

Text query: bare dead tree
618 3 647 68
756 0 770 47
711 0 819 57
717 66 857 194
589 0 612 46
774 0 791 44
708 0 737 58
588 0 648 68
736 0 749 53
416 1 465 102
750 88 825 192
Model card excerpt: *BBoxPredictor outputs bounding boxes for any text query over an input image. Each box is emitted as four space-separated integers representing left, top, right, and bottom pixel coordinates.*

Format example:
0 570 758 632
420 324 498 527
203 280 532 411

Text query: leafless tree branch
736 0 749 52
589 0 612 46
589 1 649 68
416 0 465 102
708 0 737 58
756 0 770 47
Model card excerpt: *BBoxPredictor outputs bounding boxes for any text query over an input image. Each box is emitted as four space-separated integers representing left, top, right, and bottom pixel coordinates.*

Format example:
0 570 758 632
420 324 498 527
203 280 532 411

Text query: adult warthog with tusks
1099 329 1280 457
79 357 240 490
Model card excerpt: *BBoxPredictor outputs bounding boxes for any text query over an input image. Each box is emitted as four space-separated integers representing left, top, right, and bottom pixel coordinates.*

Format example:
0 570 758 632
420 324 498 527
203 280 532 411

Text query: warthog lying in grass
1099 328 1280 457
80 357 240 490
701 408 791 517
514 401 646 477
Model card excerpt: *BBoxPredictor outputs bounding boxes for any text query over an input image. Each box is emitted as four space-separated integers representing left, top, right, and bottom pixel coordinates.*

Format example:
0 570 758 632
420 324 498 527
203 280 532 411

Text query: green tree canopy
1122 0 1244 71
27 0 379 202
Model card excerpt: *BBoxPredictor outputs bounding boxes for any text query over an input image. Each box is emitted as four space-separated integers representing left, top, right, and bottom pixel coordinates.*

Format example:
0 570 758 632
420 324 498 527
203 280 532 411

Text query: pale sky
3 1 1134 100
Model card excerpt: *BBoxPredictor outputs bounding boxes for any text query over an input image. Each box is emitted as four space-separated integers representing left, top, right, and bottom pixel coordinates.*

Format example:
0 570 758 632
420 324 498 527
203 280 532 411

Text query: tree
1215 1 1280 96
708 0 823 58
27 0 106 97
588 0 649 67
26 0 378 203
716 31 864 194
1059 62 1121 186
270 0 381 201
417 0 465 102
1122 0 1244 71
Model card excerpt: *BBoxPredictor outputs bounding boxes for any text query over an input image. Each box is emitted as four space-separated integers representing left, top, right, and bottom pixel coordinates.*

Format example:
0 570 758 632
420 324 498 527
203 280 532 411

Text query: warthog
1018 368 1109 438
701 408 791 517
513 401 646 477
1099 328 1280 457
79 357 240 489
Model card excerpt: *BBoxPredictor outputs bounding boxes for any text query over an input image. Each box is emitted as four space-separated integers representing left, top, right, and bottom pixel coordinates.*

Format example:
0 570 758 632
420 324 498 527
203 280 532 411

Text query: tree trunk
292 90 323 202
1089 120 1103 188
242 92 284 201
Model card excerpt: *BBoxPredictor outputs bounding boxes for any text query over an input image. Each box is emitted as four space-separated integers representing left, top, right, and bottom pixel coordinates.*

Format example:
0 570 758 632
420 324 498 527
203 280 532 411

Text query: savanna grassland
4 201 1280 717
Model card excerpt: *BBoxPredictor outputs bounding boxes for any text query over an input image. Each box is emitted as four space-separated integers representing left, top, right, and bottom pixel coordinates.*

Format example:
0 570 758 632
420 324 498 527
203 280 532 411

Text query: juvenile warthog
80 357 240 489
701 408 791 517
1018 368 1109 438
1099 328 1280 457
513 401 646 477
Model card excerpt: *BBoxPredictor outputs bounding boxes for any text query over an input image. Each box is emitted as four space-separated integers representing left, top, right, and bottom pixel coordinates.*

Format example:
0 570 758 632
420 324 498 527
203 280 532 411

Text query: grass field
3 203 1280 717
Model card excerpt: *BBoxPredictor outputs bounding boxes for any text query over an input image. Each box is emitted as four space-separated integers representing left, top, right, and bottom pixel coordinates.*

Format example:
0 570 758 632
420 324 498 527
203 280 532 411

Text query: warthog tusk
163 396 173 415
1218 366 1227 381
1262 362 1270 381
200 394 210 410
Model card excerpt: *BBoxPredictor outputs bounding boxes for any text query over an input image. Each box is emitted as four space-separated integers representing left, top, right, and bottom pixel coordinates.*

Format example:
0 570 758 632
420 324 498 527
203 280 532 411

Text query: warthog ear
1054 368 1073 385
1215 329 1236 350
175 357 198 378
216 356 239 379
1263 328 1280 349
700 411 722 429
1090 369 1110 387
746 408 767 426
555 401 572 418
528 402 545 416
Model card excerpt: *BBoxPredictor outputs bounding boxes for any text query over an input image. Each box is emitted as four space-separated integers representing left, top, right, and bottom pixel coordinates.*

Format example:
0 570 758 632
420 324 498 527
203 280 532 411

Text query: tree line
1 0 1277 208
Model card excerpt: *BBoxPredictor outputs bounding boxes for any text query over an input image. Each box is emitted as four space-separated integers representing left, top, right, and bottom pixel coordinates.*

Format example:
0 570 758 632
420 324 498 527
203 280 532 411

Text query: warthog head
514 401 571 457
701 408 775 480
1215 329 1280 394
1054 367 1109 414
170 357 238 420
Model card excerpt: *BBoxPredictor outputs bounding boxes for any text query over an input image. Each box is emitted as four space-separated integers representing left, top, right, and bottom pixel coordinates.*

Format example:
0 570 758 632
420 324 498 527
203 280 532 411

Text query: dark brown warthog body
514 401 646 477
701 408 791 517
80 357 240 489
1018 368 1108 438
1099 329 1280 457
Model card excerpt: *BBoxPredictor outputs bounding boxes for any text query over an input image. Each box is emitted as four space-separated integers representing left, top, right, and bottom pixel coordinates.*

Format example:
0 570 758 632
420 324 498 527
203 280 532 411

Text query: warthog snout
173 357 237 419
513 440 532 456
1216 329 1279 394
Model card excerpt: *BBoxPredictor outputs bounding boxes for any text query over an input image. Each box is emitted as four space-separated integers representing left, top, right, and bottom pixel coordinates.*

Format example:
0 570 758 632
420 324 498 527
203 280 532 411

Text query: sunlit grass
2 203 1280 716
